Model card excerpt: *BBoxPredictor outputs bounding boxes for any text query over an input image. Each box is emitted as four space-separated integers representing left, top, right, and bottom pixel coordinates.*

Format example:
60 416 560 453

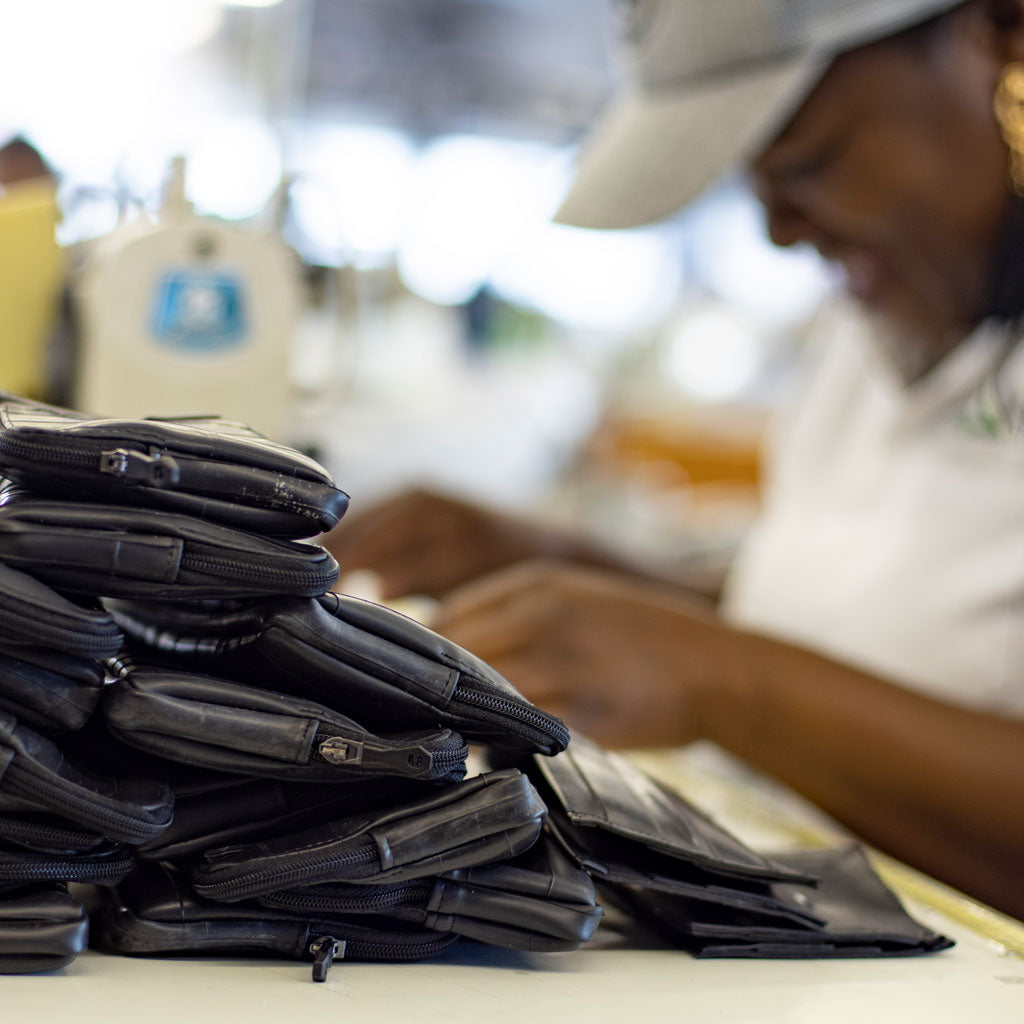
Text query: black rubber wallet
105 592 570 754
529 734 812 885
93 861 458 982
100 661 469 784
526 735 953 959
0 486 339 601
190 768 546 902
258 832 603 953
0 391 350 538
611 844 955 958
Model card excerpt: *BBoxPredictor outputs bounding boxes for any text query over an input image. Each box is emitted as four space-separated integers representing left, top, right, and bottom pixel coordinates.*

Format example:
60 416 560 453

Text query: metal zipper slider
310 935 345 982
318 736 365 765
99 449 181 487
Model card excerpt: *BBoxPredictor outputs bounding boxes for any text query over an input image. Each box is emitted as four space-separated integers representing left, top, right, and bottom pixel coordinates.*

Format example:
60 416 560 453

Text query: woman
325 0 1024 920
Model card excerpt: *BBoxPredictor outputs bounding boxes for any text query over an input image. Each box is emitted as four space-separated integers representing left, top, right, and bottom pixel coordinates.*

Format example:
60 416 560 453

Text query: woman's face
751 12 1014 379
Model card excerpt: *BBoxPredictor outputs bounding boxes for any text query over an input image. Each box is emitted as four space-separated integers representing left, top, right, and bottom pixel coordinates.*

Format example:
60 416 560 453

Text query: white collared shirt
722 299 1024 715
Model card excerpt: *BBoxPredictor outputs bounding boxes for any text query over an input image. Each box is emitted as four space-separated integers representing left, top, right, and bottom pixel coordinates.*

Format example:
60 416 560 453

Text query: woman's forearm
698 630 1024 919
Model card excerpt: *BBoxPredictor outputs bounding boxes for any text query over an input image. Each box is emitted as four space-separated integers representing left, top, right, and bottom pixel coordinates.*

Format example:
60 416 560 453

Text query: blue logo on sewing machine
151 270 247 352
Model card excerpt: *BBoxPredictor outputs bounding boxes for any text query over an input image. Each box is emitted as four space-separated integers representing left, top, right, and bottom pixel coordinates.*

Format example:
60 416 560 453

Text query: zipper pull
317 734 438 778
100 449 181 487
310 935 344 982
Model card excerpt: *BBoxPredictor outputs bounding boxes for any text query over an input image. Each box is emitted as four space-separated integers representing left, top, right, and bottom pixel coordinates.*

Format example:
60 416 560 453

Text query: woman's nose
757 186 816 249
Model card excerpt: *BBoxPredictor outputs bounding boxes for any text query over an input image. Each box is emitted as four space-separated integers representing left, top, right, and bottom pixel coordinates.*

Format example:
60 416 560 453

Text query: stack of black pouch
519 734 953 959
0 391 347 601
0 394 358 974
112 769 600 972
86 590 585 980
135 774 598 958
0 394 586 979
0 390 948 975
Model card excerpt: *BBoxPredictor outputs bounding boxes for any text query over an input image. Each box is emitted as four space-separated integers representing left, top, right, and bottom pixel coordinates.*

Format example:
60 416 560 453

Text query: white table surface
4 746 1023 1024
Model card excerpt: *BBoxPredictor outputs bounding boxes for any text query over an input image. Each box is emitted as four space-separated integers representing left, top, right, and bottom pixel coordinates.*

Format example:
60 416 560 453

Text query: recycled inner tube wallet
258 832 604 953
100 661 469 784
527 734 953 958
609 844 955 958
189 769 546 901
93 861 458 982
0 486 339 601
104 592 570 754
0 391 349 538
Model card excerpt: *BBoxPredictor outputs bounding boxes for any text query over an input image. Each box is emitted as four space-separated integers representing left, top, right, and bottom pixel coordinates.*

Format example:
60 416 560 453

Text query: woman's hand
435 560 740 748
321 488 562 600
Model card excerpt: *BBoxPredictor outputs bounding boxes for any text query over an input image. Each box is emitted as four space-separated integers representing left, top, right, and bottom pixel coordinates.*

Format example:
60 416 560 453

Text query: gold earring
994 62 1024 194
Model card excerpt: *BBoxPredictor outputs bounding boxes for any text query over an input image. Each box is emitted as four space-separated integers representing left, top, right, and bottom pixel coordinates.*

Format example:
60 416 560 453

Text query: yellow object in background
0 178 63 399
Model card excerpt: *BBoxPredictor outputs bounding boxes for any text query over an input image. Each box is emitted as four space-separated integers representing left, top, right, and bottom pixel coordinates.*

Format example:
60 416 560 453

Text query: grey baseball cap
555 0 966 228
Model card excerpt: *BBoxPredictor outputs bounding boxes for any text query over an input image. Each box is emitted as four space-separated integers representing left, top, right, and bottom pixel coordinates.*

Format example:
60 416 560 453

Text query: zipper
0 815 105 851
2 762 170 845
0 433 330 513
309 935 343 981
308 930 457 981
102 448 332 513
453 686 570 747
0 435 109 473
99 448 180 486
0 850 135 884
334 933 457 962
194 836 379 902
181 545 337 592
311 731 467 782
267 880 433 915
0 597 122 657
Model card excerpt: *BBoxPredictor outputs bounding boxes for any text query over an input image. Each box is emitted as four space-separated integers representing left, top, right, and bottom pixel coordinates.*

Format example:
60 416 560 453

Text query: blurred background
0 0 838 579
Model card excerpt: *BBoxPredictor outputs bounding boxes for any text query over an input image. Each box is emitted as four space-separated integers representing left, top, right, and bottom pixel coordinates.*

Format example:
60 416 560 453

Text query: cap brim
554 53 829 230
